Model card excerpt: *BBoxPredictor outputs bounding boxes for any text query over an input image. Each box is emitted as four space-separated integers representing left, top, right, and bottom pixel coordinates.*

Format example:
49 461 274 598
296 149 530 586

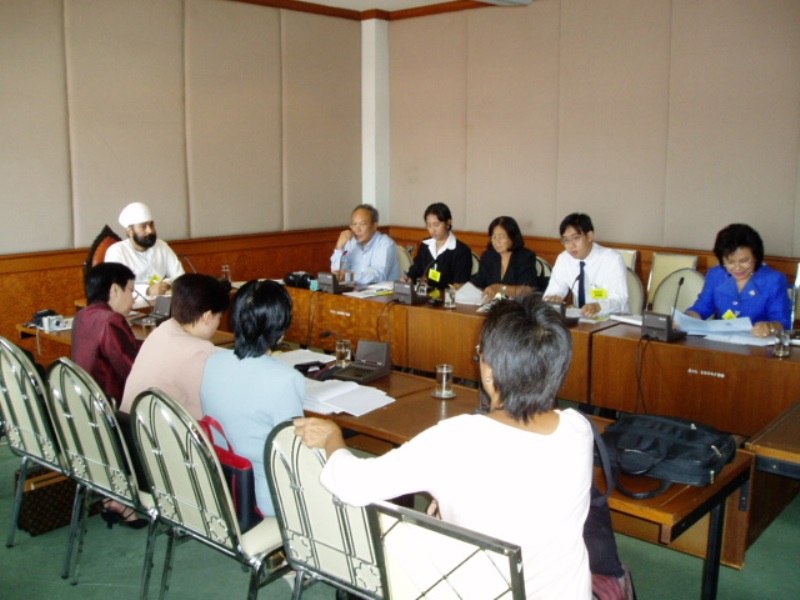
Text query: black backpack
600 414 736 499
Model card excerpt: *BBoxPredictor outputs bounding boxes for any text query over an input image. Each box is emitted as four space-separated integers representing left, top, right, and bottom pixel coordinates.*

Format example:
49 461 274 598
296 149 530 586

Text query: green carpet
1 439 798 599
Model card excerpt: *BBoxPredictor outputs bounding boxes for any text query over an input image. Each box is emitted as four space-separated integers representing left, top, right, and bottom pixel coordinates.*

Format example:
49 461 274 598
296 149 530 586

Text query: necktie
578 261 586 308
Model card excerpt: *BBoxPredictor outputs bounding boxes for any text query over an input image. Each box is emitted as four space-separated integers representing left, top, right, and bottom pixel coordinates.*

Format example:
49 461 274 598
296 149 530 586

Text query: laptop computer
131 295 172 326
333 341 391 384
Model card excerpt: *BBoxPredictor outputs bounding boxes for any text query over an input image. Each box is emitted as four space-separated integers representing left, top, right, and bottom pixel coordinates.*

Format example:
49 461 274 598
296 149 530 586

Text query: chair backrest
651 268 706 315
130 388 244 555
46 358 139 507
616 249 638 271
396 244 413 278
369 500 525 600
265 421 382 598
85 225 122 274
471 251 480 276
646 253 698 305
535 256 552 277
0 337 63 472
625 267 645 316
792 263 800 327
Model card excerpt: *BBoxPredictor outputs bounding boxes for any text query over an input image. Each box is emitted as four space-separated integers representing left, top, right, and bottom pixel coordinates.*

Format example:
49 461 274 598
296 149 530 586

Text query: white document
610 314 643 326
305 379 360 403
326 387 396 418
703 334 775 347
674 309 752 335
455 282 484 306
273 349 335 368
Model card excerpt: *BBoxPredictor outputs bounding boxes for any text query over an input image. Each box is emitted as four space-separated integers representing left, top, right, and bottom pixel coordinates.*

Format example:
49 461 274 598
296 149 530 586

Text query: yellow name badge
721 309 738 320
428 268 442 283
590 288 608 300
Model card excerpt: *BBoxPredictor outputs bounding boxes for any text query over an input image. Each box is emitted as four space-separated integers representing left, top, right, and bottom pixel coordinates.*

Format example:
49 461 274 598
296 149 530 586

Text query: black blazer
470 246 539 289
406 238 473 290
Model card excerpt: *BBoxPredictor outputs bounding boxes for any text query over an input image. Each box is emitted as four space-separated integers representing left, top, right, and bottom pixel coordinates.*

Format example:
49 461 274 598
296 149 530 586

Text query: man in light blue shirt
330 204 401 284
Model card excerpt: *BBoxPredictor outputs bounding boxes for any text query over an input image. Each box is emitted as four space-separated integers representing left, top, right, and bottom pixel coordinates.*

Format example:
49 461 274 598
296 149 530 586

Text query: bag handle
199 415 236 454
588 417 615 505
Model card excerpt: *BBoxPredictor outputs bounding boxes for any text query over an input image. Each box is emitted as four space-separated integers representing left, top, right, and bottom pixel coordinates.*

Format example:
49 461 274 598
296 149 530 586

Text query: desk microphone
134 289 154 309
180 254 198 274
670 276 685 316
568 273 581 305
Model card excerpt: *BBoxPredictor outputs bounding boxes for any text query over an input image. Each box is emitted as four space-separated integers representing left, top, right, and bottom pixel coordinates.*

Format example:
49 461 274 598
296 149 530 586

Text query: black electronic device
641 311 687 343
333 341 391 384
392 281 427 305
284 271 314 289
317 272 355 294
29 309 57 327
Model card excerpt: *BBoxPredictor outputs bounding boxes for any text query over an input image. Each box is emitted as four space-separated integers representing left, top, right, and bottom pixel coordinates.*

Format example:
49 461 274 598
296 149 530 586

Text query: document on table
343 282 394 298
273 348 335 367
304 379 395 417
455 282 484 306
566 307 610 323
674 309 752 335
703 334 775 347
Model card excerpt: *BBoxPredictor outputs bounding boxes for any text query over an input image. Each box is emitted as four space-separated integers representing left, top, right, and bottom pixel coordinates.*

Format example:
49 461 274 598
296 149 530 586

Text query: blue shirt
688 264 791 329
330 230 401 284
201 351 305 515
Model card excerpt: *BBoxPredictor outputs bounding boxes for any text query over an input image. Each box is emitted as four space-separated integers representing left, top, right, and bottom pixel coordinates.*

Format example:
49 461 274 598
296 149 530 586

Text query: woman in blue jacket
687 223 791 337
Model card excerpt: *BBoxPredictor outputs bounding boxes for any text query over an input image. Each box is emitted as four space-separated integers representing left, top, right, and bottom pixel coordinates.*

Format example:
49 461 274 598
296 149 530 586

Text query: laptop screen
153 295 171 318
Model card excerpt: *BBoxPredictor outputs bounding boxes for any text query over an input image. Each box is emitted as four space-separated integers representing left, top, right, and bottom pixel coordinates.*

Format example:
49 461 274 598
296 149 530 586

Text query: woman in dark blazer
471 216 539 302
405 203 472 291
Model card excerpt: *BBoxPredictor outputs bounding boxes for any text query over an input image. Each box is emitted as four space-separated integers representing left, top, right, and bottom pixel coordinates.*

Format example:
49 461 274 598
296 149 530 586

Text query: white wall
0 0 361 253
389 0 800 257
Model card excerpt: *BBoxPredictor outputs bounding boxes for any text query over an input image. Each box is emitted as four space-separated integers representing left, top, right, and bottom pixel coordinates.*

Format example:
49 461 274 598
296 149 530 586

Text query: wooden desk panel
405 304 482 380
747 401 800 480
284 288 409 367
17 322 235 348
591 324 800 436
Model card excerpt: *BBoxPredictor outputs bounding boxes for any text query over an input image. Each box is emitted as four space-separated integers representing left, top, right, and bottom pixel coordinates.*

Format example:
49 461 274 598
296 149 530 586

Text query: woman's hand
752 321 780 338
294 417 346 457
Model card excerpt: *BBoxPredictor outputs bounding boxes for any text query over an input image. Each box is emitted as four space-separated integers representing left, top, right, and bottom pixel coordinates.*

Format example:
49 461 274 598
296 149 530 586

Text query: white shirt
330 231 401 284
320 410 593 600
422 231 457 259
105 238 185 297
544 242 629 315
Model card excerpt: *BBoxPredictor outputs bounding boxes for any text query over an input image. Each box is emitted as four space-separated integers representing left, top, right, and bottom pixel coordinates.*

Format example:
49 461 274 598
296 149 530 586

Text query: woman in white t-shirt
295 295 593 599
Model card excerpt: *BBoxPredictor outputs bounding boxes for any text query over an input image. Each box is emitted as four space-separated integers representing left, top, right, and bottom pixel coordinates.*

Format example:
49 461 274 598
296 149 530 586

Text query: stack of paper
274 349 396 417
304 379 395 417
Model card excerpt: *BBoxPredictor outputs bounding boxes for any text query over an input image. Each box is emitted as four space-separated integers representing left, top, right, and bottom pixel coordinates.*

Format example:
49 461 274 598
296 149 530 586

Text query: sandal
100 504 148 530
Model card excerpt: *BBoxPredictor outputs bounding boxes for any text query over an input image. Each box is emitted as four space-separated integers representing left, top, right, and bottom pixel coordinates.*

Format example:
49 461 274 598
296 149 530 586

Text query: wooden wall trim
229 0 490 21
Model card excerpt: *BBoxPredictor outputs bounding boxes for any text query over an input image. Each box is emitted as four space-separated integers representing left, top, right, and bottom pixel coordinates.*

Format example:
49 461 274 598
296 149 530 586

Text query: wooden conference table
284 286 617 403
591 324 800 436
16 321 235 348
746 401 800 481
315 370 752 600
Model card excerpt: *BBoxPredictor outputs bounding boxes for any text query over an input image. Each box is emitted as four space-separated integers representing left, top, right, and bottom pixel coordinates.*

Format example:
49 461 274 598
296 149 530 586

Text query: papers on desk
454 282 484 306
273 349 395 417
304 379 395 417
703 334 775 347
610 314 643 326
565 307 610 323
343 282 395 298
674 309 753 336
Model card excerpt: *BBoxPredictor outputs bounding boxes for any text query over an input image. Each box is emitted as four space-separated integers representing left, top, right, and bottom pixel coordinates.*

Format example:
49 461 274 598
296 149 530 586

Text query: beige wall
2 0 799 259
0 0 361 253
389 0 800 257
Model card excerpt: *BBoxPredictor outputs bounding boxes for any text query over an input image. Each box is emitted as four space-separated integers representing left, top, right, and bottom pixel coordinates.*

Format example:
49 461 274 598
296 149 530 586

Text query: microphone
134 289 154 309
569 273 581 305
321 330 343 342
180 254 198 274
670 276 685 316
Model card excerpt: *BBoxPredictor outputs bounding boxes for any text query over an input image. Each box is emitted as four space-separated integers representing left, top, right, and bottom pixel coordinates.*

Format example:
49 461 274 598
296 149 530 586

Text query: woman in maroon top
71 262 141 405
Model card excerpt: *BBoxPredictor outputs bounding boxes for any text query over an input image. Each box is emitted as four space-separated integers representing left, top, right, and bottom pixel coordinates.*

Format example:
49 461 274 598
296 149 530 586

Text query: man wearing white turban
105 202 185 297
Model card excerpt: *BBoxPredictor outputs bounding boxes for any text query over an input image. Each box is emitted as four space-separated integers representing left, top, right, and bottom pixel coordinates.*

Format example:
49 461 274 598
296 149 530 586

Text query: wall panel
281 10 361 230
65 0 188 245
185 0 283 237
557 0 671 245
665 0 800 255
0 0 72 253
465 1 560 236
390 13 468 230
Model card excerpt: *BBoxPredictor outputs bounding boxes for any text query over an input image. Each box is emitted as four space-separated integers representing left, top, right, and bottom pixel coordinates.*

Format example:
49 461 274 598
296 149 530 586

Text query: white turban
118 202 154 228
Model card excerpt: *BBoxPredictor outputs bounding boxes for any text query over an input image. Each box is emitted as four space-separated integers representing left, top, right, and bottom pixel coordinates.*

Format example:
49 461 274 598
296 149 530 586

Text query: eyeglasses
491 234 509 241
560 234 584 246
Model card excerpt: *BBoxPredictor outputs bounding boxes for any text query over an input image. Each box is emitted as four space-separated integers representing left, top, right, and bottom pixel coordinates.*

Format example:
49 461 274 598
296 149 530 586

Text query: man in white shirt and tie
544 213 629 317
